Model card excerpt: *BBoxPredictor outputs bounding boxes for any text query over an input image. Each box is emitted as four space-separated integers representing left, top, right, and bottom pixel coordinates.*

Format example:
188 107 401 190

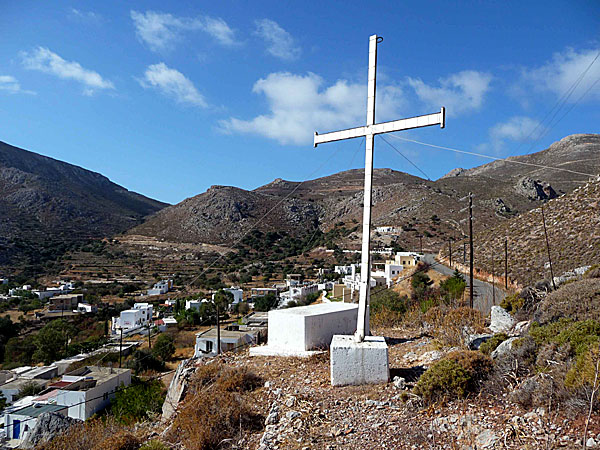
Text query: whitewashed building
112 302 153 334
194 328 257 358
3 403 67 444
50 366 131 420
147 280 172 296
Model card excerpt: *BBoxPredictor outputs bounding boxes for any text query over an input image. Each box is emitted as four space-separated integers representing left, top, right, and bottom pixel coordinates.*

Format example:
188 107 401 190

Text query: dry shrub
479 333 508 355
413 350 492 404
92 432 141 450
167 363 263 450
39 417 140 450
534 279 600 324
371 305 404 329
424 306 485 347
585 265 600 279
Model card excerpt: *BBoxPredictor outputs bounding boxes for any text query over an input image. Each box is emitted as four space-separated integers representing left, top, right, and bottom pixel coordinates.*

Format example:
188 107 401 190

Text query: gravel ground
202 327 600 450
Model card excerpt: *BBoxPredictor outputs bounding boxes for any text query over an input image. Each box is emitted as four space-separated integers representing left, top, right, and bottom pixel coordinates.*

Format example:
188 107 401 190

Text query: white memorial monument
250 302 358 357
314 34 445 385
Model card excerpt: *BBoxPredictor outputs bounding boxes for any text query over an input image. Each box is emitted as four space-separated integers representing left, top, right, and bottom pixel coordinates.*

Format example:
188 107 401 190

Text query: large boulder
21 412 81 448
489 306 515 333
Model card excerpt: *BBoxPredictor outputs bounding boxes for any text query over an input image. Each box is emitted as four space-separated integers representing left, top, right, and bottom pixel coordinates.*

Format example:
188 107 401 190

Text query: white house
0 379 47 404
334 265 354 276
223 287 243 305
375 226 399 234
288 284 319 301
185 299 208 311
3 403 67 444
0 279 8 285
77 303 97 314
50 366 131 420
112 303 153 334
194 328 257 358
147 280 172 296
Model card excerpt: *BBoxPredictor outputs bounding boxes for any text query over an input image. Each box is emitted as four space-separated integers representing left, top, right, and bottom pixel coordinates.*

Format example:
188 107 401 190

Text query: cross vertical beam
355 35 380 341
314 35 445 343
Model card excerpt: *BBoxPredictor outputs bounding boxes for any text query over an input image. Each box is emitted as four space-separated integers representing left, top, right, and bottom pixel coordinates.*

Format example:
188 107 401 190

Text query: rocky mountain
131 134 600 252
0 140 167 271
447 176 600 287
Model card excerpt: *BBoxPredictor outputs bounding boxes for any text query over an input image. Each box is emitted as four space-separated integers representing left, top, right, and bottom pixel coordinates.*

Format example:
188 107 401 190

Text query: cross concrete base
330 335 389 386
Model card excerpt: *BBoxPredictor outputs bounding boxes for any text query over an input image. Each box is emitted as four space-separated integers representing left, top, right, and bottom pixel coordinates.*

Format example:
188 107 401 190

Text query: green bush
413 351 492 404
152 334 175 362
140 440 170 450
500 293 524 314
529 319 600 358
110 378 165 424
479 333 508 355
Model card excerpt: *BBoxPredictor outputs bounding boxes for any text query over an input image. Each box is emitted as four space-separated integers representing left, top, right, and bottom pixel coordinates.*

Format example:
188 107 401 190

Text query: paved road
422 254 506 316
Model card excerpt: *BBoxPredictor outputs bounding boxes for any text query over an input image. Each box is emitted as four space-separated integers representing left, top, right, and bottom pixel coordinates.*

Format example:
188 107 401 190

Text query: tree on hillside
253 293 279 312
152 334 175 362
440 269 467 306
411 270 434 302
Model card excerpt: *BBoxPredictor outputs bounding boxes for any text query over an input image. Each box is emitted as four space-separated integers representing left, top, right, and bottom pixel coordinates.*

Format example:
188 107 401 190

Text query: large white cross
314 34 445 343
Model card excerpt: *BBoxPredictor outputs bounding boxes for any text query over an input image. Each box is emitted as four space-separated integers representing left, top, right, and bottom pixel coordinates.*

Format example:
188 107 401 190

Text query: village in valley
1 2 600 449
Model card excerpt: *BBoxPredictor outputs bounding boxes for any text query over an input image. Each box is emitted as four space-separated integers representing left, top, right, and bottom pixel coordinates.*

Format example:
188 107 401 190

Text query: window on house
206 341 213 353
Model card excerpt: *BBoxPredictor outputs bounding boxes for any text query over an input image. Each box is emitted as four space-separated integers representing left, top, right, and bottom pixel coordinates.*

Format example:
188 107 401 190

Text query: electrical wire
386 134 597 178
185 141 350 289
507 49 600 158
379 135 432 180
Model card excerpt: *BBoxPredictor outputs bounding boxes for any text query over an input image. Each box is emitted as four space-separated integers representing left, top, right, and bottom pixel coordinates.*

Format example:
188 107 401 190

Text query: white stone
491 337 519 359
330 335 389 386
250 303 358 357
489 306 515 333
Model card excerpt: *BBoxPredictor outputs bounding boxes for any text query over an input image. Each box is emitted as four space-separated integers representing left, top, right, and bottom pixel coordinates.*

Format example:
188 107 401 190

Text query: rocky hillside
443 176 600 287
0 140 167 271
131 134 600 252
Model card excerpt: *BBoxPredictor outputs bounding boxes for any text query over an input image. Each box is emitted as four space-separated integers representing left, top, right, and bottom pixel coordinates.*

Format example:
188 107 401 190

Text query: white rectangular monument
330 335 389 386
314 34 445 386
249 302 358 357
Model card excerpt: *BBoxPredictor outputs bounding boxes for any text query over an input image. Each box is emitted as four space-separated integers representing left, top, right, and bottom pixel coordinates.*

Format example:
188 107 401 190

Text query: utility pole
448 239 452 267
216 303 221 355
491 250 495 305
147 324 152 350
463 242 467 265
469 193 474 309
541 203 557 290
504 238 508 290
119 327 123 368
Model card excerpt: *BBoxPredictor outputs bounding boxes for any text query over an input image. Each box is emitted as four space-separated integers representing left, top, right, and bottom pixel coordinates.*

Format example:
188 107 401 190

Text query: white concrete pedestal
330 335 389 386
249 303 358 357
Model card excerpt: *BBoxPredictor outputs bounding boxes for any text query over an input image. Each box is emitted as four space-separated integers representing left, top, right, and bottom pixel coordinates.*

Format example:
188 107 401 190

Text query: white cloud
140 62 207 107
219 72 405 145
0 75 35 95
69 8 102 23
522 47 600 101
490 116 542 142
130 10 236 52
480 116 544 154
408 70 492 115
254 19 300 61
21 47 114 94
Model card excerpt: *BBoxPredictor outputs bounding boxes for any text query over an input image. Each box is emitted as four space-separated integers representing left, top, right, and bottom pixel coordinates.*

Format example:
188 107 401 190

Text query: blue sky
0 1 598 204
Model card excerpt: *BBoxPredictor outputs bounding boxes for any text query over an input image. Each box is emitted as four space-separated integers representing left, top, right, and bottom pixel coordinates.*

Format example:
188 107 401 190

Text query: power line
185 140 354 289
386 134 597 178
508 49 600 158
379 135 432 180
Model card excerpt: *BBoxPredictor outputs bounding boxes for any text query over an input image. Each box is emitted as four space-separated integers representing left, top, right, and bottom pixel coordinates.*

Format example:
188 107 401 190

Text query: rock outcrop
21 412 81 448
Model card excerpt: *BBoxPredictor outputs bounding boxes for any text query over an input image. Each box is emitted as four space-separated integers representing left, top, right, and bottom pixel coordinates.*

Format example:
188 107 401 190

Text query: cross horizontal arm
314 108 445 148
371 108 445 134
314 126 367 147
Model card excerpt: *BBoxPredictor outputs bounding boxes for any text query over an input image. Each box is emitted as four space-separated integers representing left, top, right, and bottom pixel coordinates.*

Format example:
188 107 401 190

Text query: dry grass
166 362 263 450
534 279 600 324
423 306 486 347
38 417 144 450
